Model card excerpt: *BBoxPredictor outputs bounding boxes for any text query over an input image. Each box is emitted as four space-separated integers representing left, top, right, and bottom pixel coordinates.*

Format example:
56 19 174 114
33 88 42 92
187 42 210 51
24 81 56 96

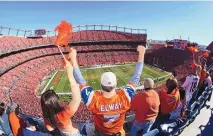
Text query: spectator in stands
169 87 186 121
130 78 160 135
22 117 52 136
210 69 213 81
160 77 180 119
197 61 207 98
207 71 213 102
9 104 26 136
197 65 202 77
204 72 212 89
69 46 146 135
0 102 13 136
41 59 81 136
172 70 177 77
182 65 200 106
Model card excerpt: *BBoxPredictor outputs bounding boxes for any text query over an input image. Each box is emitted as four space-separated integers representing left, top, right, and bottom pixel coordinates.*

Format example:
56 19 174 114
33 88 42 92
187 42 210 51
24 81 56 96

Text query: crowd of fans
0 30 145 54
0 28 213 136
1 43 213 136
0 43 139 75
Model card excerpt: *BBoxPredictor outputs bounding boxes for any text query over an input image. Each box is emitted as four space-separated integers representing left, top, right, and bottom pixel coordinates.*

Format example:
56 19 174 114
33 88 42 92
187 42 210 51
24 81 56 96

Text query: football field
42 63 171 94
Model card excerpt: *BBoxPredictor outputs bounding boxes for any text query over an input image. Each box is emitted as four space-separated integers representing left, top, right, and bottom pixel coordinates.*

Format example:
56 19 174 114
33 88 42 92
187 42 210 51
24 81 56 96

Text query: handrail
0 24 147 37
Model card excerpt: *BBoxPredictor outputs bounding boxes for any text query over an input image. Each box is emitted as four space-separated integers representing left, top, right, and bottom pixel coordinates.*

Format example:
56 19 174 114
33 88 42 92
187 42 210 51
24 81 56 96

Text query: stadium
0 1 213 136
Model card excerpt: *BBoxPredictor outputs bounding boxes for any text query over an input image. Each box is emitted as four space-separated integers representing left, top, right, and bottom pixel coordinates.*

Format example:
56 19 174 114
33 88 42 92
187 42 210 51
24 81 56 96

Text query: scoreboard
34 29 46 36
173 39 188 50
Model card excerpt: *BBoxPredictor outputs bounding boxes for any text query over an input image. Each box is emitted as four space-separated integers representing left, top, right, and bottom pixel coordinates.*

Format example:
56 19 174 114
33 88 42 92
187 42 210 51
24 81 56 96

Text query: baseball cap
101 72 117 87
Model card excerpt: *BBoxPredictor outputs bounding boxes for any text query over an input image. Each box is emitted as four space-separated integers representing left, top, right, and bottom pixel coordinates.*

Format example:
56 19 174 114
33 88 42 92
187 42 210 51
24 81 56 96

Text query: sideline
41 70 58 95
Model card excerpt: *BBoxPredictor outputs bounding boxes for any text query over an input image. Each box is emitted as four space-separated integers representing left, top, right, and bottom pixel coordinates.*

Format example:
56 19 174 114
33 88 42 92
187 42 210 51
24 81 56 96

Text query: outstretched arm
69 48 95 106
44 60 82 132
68 48 87 85
64 59 81 113
125 46 146 101
129 46 145 84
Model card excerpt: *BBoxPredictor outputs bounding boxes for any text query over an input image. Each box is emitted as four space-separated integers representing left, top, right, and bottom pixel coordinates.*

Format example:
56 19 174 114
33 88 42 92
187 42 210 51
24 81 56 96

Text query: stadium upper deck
1 24 213 136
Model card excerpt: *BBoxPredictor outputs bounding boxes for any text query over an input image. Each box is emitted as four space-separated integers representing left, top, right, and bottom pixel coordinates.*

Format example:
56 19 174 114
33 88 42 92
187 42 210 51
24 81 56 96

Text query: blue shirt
22 128 52 136
0 113 13 136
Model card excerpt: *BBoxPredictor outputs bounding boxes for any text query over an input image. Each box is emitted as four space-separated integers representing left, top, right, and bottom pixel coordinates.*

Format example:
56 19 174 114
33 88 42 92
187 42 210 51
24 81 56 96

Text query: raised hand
137 45 146 62
68 48 78 67
137 45 146 55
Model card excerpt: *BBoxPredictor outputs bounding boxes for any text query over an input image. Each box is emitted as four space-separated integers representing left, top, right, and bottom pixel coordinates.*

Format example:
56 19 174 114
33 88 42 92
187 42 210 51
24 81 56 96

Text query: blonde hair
196 65 202 74
206 72 210 77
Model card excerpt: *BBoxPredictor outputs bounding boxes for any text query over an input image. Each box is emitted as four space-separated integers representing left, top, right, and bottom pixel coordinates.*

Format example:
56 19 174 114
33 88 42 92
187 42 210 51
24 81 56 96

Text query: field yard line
41 70 58 94
82 63 135 70
56 71 66 92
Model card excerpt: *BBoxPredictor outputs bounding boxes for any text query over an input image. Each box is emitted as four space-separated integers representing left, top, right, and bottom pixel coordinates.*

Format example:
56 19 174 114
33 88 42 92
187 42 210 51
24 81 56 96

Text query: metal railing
0 24 146 37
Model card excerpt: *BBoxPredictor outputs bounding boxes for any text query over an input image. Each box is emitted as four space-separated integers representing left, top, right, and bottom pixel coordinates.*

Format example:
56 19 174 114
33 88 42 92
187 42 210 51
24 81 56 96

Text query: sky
0 1 212 45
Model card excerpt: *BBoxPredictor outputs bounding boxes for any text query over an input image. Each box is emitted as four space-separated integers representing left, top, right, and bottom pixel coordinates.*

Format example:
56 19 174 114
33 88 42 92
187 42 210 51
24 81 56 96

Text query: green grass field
43 63 170 94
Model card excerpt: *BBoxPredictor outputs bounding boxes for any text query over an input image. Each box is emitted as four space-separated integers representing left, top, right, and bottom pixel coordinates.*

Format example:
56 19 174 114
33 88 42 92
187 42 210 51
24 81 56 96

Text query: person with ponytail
41 58 81 136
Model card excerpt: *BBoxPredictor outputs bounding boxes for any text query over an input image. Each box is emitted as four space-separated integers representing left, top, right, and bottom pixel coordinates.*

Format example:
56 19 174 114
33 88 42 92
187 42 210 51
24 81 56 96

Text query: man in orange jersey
69 46 146 136
130 78 160 135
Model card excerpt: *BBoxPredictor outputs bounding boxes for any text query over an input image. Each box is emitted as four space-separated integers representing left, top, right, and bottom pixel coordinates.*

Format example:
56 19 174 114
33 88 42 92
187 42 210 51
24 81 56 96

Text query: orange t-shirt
9 112 26 136
80 82 136 135
160 88 180 114
88 90 131 134
131 89 160 122
44 106 76 130
199 69 206 88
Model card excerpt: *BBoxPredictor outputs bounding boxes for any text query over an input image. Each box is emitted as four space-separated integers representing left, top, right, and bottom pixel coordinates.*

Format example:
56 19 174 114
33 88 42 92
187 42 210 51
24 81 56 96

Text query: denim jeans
62 131 82 136
130 119 155 136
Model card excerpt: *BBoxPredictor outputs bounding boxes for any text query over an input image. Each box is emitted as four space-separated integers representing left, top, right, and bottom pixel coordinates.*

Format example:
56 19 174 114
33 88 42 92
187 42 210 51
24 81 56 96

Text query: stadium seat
80 121 95 136
197 96 205 109
169 119 189 136
143 128 159 136
159 121 177 134
125 114 135 123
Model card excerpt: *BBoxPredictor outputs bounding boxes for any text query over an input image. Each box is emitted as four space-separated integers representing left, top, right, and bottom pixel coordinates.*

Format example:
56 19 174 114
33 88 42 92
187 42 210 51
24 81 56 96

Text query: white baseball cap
101 72 117 87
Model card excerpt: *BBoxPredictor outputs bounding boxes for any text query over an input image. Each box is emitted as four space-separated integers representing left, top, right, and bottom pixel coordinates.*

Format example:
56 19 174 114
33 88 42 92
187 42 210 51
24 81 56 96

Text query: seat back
125 114 135 123
143 128 159 136
160 122 177 133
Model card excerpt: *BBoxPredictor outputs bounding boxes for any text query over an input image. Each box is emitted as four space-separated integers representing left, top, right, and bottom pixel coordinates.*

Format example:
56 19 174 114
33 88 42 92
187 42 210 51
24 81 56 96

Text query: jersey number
190 82 197 92
103 114 120 125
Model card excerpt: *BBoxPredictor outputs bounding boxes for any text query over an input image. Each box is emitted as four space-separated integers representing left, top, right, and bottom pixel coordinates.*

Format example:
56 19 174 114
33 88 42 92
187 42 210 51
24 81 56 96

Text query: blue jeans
62 131 82 136
130 120 155 136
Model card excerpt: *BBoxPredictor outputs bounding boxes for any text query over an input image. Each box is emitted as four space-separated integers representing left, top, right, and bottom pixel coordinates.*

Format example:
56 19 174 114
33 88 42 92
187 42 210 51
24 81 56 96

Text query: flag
55 20 72 47
188 46 198 53
191 63 198 70
202 52 209 58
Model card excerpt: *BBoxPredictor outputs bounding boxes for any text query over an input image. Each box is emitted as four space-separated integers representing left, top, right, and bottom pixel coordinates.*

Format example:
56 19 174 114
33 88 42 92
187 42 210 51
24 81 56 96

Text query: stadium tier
0 25 213 136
